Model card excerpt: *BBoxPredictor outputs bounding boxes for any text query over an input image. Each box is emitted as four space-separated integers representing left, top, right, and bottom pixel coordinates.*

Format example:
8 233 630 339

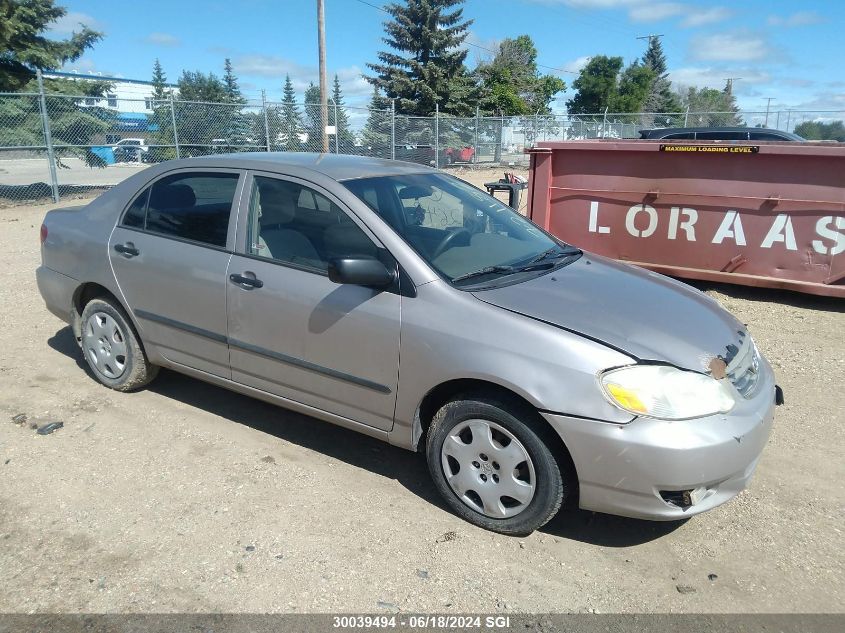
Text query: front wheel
80 298 158 391
426 395 565 535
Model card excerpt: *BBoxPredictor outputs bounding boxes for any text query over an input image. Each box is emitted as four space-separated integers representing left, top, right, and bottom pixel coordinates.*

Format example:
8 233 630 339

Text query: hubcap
84 312 128 379
440 419 536 518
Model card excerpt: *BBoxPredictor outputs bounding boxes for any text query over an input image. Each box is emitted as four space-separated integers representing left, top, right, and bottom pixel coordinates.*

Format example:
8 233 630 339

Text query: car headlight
599 365 735 420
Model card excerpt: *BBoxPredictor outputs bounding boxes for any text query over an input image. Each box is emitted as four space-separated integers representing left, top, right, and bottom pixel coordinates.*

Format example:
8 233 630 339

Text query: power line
352 0 578 75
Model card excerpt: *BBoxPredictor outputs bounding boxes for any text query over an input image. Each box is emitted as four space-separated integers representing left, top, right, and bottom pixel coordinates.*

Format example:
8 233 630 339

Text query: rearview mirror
328 257 395 288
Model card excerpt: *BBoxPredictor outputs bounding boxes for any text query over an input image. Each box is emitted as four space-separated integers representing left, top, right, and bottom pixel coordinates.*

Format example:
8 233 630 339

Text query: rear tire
426 395 565 536
80 298 158 391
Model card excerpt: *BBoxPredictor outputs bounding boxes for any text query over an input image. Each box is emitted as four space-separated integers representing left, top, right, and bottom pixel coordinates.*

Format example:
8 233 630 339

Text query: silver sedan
36 153 781 535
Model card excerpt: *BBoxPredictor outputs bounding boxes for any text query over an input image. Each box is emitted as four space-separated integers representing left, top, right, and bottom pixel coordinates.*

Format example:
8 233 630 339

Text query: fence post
170 95 181 159
602 107 608 139
474 106 479 164
262 90 271 151
35 69 59 203
684 105 690 127
434 102 439 169
390 99 395 160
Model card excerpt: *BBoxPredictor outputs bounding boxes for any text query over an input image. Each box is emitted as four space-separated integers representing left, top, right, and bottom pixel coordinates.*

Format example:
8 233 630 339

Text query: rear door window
139 172 239 247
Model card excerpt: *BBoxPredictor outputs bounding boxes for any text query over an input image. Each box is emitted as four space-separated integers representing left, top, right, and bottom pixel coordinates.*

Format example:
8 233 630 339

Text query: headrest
150 184 196 210
259 185 296 226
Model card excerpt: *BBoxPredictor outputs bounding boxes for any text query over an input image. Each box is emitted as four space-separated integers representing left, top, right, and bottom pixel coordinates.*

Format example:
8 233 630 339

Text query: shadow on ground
48 325 682 547
688 280 845 313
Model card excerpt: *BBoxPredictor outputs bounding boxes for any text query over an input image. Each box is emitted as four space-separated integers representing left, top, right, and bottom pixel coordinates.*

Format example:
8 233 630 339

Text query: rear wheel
426 395 565 535
80 298 158 391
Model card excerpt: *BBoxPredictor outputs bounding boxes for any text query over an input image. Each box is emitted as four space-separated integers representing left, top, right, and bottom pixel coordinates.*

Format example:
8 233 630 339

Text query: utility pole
317 0 329 153
764 97 774 127
636 34 665 45
723 78 742 94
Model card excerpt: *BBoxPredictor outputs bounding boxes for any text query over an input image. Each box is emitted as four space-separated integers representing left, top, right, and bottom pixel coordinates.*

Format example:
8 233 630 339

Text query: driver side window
245 176 379 272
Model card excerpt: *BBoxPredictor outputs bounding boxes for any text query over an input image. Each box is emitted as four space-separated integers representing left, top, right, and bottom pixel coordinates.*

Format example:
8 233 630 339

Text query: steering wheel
431 228 472 259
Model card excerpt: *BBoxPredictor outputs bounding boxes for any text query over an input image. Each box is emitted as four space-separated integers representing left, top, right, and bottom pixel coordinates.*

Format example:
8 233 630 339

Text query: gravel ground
0 168 843 614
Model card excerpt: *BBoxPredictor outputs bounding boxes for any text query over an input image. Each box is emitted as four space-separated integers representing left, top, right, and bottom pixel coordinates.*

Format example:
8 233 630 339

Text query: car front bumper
543 363 777 521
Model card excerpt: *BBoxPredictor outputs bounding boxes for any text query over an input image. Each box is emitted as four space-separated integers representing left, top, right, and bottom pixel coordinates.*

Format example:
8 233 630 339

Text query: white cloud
628 2 684 23
767 11 823 27
146 32 181 47
233 56 370 103
49 11 101 35
681 7 732 28
670 66 771 92
562 55 591 74
690 32 772 62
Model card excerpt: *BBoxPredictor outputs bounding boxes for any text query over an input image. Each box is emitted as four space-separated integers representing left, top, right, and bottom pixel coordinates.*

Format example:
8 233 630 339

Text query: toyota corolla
36 153 781 535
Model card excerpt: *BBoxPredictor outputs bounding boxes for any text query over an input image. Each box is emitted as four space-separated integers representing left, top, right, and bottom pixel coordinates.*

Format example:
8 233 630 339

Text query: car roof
166 152 434 181
639 127 804 140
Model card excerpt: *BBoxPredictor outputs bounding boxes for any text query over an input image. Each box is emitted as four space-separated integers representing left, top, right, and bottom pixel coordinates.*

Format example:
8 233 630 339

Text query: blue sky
50 0 843 114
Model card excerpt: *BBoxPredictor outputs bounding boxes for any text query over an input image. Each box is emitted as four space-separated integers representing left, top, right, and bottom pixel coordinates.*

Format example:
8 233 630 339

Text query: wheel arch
413 378 579 503
71 282 140 345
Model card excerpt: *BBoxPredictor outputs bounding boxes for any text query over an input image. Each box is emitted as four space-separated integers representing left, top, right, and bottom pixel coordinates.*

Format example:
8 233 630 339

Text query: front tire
426 395 565 535
80 298 158 391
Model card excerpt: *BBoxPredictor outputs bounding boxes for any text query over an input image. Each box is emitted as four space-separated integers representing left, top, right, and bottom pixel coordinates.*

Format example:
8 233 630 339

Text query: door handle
229 273 264 289
114 242 139 257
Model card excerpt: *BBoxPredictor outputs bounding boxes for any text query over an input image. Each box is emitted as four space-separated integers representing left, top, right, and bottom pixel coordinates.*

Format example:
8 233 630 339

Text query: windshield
342 172 579 287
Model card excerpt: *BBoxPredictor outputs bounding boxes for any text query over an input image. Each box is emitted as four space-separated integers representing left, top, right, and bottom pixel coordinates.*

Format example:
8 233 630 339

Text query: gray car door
108 169 243 378
225 172 400 431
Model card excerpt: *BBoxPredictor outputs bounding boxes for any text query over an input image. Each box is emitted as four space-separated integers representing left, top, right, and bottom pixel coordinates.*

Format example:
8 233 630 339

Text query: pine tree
641 36 681 114
0 0 102 91
330 75 354 152
721 79 742 126
280 74 303 150
303 82 323 151
222 58 245 104
366 0 477 115
151 58 169 100
362 86 391 156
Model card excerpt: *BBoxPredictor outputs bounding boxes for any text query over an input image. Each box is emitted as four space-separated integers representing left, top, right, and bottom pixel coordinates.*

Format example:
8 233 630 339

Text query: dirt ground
0 169 843 614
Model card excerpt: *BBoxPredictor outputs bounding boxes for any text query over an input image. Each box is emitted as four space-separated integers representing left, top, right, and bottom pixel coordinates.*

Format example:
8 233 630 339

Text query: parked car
444 145 475 164
638 127 805 141
113 138 150 162
36 153 780 535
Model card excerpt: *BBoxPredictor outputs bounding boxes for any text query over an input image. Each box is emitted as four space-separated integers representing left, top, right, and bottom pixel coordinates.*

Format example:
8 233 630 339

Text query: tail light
40 223 48 244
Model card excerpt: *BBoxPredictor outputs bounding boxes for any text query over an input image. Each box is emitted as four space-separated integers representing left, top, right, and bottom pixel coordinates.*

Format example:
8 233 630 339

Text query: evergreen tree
366 0 477 115
151 58 169 100
279 74 303 150
330 75 354 151
721 79 741 125
641 36 681 114
222 58 245 104
0 0 102 91
303 82 323 150
361 86 390 156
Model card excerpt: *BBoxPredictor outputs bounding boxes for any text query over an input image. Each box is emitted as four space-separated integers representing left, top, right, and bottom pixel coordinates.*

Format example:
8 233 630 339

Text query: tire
79 297 158 391
426 394 565 536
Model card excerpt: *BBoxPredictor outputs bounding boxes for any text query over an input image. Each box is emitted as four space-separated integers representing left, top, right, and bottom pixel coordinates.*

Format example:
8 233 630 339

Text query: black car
638 127 805 141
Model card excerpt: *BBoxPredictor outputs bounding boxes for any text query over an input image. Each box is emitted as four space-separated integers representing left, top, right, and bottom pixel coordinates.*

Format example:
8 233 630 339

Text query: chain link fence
1 87 843 205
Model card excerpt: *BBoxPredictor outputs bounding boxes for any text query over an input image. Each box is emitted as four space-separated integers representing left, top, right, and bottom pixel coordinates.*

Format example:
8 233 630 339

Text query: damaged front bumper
543 359 779 521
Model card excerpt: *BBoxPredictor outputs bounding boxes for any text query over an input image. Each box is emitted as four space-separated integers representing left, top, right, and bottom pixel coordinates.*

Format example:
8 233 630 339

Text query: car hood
472 254 745 372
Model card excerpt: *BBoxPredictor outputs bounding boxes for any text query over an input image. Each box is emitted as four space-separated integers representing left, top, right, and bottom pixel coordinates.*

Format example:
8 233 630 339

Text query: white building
44 70 177 114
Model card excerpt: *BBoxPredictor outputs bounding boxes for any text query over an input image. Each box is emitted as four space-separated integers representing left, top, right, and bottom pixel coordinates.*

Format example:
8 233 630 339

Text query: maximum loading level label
659 144 759 154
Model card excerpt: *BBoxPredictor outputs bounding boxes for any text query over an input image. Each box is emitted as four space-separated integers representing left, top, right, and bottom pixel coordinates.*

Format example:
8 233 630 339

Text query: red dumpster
527 140 845 297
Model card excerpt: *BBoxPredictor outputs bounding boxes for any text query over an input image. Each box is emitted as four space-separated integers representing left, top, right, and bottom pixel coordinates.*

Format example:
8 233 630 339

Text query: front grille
725 333 761 398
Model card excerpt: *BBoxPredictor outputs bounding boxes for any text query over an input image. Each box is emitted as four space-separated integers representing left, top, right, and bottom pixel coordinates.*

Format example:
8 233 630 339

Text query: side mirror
328 257 395 288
